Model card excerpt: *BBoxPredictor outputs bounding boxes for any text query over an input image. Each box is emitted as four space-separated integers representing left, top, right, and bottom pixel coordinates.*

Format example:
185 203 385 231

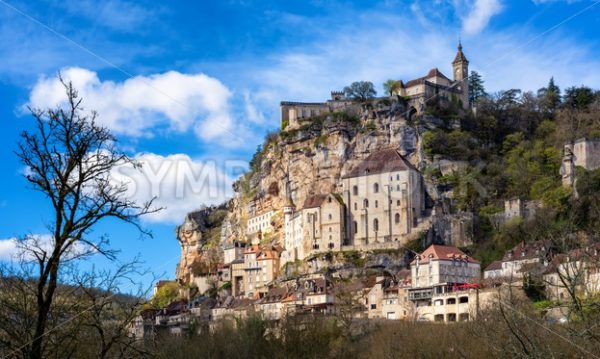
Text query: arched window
373 218 379 231
374 183 379 193
395 213 400 224
328 214 332 220
364 199 369 208
353 221 358 234
353 185 358 196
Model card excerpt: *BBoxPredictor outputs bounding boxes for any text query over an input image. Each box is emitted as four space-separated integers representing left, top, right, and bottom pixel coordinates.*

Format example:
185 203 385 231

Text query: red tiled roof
244 245 261 254
503 241 551 261
411 244 479 265
303 195 328 209
485 260 503 271
260 287 288 303
426 68 451 81
404 68 451 88
404 77 425 88
257 250 279 261
343 148 418 178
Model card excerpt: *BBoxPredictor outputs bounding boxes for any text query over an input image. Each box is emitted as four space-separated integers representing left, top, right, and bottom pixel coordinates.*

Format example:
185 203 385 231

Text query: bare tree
12 77 159 359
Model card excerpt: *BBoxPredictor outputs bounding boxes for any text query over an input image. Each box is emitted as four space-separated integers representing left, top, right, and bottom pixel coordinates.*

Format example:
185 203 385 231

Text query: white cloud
110 153 240 224
27 67 239 144
462 0 503 35
242 8 599 110
243 90 266 124
0 234 92 261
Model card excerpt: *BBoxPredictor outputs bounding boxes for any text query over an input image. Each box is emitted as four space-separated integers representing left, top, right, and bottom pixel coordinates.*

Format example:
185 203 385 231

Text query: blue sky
1 0 599 291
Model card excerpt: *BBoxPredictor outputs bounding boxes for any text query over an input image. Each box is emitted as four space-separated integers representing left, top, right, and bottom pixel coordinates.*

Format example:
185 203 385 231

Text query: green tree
537 77 561 111
343 81 377 102
151 281 180 308
468 70 487 105
383 79 402 97
563 86 594 110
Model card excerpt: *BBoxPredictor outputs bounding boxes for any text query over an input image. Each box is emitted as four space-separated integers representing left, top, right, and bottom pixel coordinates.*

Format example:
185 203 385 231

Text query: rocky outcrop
176 100 458 285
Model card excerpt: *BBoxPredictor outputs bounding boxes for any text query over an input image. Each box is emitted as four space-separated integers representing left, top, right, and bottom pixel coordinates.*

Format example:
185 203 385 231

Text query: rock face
175 100 458 285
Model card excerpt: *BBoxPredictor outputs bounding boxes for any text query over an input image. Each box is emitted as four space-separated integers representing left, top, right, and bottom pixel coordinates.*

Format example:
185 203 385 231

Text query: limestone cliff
175 99 470 285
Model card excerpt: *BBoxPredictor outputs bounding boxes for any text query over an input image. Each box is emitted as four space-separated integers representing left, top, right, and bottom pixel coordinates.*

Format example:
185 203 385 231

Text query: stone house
407 244 481 323
483 241 553 281
341 148 424 247
365 276 386 319
257 287 288 321
543 244 600 302
223 241 246 265
380 270 413 320
255 248 280 295
246 210 275 235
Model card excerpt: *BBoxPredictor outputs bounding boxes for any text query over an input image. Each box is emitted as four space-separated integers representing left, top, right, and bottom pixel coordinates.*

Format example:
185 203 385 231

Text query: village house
223 241 247 265
257 287 288 321
543 243 600 302
483 241 553 281
364 276 385 319
408 244 481 323
380 270 413 320
243 245 281 298
246 210 275 236
341 148 424 248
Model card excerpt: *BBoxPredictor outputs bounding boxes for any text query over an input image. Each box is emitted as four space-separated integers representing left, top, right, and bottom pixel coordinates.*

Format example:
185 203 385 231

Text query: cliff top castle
280 42 469 130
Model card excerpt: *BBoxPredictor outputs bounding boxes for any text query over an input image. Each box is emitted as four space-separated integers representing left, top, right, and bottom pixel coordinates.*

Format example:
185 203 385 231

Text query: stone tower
452 41 469 109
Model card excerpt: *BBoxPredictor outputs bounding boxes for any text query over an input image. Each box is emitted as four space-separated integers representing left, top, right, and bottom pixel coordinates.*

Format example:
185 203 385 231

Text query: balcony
408 287 433 301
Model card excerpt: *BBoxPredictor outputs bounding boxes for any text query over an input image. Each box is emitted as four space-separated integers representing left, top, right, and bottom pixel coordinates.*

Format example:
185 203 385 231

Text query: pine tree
468 71 487 106
537 77 561 112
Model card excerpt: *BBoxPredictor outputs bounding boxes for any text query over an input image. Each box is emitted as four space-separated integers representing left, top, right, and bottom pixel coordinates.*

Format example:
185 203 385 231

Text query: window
396 174 400 180
354 202 357 210
374 183 379 193
395 213 400 224
447 298 456 305
373 218 379 231
397 200 400 206
353 221 358 234
329 242 334 249
370 304 377 310
375 200 378 208
353 185 358 196
396 185 400 191
459 296 469 304
364 199 369 208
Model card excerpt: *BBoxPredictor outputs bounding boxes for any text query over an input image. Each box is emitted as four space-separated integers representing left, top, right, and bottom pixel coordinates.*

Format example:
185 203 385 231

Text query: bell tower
452 41 469 108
